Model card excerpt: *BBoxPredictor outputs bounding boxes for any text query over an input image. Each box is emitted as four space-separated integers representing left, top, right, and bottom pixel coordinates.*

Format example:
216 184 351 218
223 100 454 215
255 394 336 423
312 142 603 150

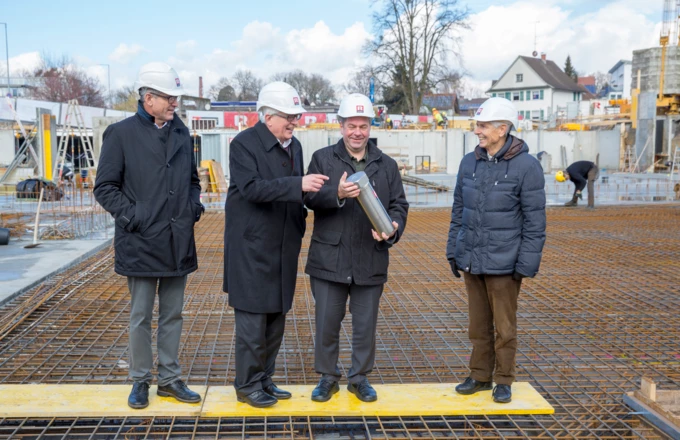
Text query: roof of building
459 98 486 111
578 76 595 86
608 60 631 74
519 56 585 92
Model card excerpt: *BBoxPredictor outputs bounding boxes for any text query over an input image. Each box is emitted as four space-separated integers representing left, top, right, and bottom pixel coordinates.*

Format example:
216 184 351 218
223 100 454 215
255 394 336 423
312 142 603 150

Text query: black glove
575 191 583 200
194 203 205 222
512 271 525 281
448 259 461 278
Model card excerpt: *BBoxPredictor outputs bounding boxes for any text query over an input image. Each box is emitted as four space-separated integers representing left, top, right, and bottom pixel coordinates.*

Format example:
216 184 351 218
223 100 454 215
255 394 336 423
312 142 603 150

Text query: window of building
525 91 531 101
532 90 541 100
540 109 545 120
531 110 541 120
492 93 496 97
505 92 511 100
512 92 520 101
516 74 523 83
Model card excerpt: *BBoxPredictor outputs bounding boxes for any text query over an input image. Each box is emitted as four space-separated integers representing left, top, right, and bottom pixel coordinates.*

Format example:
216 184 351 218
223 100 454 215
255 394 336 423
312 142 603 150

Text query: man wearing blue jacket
446 97 546 403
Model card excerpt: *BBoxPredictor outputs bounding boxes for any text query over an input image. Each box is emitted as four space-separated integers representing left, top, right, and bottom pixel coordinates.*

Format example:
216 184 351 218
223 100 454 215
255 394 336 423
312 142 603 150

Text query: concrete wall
0 129 14 166
199 126 622 178
92 117 126 159
632 46 680 95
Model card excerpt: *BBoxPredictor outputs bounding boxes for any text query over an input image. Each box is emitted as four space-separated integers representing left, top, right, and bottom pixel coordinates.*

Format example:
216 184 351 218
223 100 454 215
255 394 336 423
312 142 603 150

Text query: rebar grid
0 206 678 438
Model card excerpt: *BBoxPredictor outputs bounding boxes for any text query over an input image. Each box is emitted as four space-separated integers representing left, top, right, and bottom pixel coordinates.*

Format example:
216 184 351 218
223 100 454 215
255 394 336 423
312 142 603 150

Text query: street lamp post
98 63 111 107
0 23 9 97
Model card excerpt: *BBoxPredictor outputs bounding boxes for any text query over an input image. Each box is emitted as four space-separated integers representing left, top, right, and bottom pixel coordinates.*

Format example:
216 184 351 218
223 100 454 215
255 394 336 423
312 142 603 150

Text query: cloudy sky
1 0 661 98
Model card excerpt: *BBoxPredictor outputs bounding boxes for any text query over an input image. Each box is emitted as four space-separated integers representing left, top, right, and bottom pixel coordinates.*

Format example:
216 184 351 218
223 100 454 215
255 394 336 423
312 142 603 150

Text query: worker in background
432 108 445 129
223 82 328 408
94 62 204 409
386 115 393 130
447 97 546 404
304 93 409 403
555 160 598 208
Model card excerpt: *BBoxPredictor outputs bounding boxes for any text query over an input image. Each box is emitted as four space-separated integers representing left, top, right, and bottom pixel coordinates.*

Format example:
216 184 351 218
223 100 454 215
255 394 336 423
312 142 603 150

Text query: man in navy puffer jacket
446 97 546 404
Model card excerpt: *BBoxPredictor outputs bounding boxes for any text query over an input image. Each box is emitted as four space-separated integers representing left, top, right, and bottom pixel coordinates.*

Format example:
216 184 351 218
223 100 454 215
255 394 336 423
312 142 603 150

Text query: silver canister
346 171 395 237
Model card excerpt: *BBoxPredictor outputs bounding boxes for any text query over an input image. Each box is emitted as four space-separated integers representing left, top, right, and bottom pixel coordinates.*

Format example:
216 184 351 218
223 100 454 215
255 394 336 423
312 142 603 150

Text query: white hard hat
134 62 186 97
474 97 518 131
337 93 375 118
257 81 305 115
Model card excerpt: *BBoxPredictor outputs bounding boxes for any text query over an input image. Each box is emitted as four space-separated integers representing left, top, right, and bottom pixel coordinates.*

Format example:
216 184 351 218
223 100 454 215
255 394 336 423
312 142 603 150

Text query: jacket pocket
307 229 342 273
133 201 148 232
487 230 521 271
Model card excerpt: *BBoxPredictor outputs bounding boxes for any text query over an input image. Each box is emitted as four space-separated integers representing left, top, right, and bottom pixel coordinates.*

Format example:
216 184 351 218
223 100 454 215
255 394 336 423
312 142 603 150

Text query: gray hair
337 116 346 125
258 106 278 123
138 87 151 100
491 120 514 134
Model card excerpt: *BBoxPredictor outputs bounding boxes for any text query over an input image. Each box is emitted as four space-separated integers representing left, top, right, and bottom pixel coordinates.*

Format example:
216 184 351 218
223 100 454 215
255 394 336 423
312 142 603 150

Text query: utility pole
0 23 9 97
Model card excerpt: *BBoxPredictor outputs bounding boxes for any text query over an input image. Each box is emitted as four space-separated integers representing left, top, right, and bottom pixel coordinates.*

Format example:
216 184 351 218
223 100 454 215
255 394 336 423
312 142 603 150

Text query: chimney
199 76 203 98
540 53 547 62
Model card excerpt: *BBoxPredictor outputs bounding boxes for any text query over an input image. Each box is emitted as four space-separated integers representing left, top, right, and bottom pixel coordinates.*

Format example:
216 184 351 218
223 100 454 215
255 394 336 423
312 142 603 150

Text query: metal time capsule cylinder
346 171 395 237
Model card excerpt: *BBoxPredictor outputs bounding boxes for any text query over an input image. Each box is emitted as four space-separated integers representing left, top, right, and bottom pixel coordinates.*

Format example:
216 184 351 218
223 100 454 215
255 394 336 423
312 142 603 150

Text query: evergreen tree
564 55 578 82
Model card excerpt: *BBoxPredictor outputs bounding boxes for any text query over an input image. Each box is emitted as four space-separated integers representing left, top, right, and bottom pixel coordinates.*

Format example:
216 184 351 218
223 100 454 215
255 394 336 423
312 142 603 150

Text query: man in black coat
94 63 204 409
447 97 546 404
556 160 598 208
223 82 328 408
304 93 409 403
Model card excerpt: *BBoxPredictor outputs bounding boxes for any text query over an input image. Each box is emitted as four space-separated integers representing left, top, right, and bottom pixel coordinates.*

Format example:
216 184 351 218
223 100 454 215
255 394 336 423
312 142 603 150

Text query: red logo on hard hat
175 78 180 87
476 107 483 115
293 97 300 105
357 105 364 113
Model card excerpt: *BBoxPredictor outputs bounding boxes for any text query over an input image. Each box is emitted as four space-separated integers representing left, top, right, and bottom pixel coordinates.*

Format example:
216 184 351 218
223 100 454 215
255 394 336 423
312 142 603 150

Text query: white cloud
169 20 371 96
0 51 41 75
176 40 199 59
109 43 146 64
460 0 658 85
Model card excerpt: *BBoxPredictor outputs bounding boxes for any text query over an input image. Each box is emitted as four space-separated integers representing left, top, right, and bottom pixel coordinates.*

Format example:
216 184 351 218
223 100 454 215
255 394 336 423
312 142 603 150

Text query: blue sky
1 0 661 97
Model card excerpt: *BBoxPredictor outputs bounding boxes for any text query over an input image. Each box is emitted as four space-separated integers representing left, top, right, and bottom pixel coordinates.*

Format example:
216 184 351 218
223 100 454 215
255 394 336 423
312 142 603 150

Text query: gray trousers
234 309 287 395
128 276 186 386
311 277 383 384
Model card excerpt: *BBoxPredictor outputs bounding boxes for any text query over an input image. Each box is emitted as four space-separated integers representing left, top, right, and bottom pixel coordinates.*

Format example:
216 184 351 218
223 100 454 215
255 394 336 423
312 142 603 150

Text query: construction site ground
0 205 678 438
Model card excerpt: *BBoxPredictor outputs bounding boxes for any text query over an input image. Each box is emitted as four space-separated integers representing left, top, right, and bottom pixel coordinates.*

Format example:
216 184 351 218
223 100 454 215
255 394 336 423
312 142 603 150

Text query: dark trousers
463 273 521 386
586 166 599 207
128 276 186 386
310 277 383 384
233 308 286 395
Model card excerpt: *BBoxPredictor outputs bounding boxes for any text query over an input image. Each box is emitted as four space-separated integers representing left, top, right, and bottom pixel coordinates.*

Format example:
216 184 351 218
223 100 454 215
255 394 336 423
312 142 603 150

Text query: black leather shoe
128 381 150 409
455 377 492 395
311 379 339 402
347 379 377 402
493 384 512 403
157 379 201 403
237 390 278 408
263 384 291 400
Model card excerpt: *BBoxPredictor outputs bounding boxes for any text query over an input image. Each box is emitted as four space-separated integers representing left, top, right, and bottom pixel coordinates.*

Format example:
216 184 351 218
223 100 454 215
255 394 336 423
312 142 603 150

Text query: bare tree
208 77 236 101
343 66 381 101
232 70 263 101
367 0 469 114
271 70 336 105
24 53 106 107
593 71 609 95
112 85 138 112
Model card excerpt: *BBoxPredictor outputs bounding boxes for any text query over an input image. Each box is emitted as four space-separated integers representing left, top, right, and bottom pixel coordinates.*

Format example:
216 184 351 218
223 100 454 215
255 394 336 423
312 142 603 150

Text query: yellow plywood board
201 383 554 417
0 385 207 417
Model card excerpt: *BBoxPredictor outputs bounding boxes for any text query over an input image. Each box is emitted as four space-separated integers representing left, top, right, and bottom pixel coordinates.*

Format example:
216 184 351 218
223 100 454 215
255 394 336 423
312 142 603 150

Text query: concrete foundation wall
0 130 15 166
632 46 680 95
201 127 622 179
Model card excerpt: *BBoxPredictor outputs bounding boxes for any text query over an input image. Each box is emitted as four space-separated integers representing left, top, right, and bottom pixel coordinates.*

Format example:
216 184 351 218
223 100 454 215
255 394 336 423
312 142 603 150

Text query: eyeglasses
273 113 302 122
149 91 180 104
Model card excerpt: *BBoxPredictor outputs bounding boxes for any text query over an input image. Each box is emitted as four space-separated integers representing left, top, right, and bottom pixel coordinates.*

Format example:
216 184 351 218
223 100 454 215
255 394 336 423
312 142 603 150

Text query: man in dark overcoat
223 81 328 408
94 62 204 409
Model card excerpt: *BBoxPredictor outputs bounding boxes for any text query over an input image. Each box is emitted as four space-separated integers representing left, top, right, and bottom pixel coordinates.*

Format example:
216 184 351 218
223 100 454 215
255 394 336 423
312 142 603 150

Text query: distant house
422 93 460 114
487 54 586 121
459 98 486 116
608 60 632 100
578 76 597 95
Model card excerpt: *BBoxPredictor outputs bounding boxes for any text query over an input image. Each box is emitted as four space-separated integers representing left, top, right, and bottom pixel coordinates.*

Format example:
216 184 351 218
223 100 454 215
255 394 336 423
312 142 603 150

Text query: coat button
169 190 175 195
347 276 351 281
282 162 287 167
465 267 469 271
171 217 176 222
